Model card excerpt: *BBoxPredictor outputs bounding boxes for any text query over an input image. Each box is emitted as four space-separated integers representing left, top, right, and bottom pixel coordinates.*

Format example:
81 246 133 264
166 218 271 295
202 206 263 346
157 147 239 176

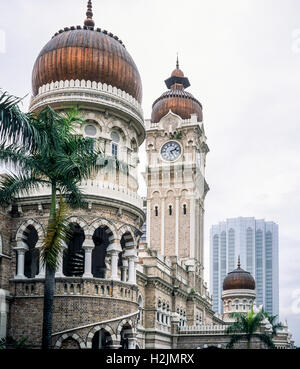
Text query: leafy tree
0 91 117 349
226 307 275 349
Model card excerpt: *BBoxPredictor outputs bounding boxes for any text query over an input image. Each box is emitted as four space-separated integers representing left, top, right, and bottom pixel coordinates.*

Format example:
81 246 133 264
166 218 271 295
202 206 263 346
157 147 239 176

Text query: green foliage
41 196 71 272
0 336 31 349
189 288 196 295
226 307 275 349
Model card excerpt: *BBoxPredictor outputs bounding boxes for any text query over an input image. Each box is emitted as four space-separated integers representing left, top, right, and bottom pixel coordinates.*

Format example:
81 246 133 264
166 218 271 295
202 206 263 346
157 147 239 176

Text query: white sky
0 0 300 345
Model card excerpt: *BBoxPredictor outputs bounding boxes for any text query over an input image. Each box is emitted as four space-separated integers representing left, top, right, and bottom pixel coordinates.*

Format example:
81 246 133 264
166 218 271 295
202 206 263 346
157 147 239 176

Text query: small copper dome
171 68 184 78
31 2 142 102
151 62 202 123
223 258 255 291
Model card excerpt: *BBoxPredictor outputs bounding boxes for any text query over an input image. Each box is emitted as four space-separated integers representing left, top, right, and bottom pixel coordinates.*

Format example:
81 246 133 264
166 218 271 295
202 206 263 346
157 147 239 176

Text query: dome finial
237 255 241 268
84 0 95 28
176 53 179 69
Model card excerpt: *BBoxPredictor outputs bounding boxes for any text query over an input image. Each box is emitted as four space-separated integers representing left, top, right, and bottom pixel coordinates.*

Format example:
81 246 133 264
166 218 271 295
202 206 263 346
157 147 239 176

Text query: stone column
0 289 9 339
175 196 179 255
160 196 165 255
82 238 94 278
110 251 119 280
55 241 68 278
14 242 28 279
36 242 45 278
121 258 128 282
127 336 137 349
128 256 137 284
107 242 122 281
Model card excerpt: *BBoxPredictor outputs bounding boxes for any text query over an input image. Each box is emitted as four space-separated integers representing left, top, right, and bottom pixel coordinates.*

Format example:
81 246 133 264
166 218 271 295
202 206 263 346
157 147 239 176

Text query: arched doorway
92 227 110 278
63 223 85 276
120 323 133 349
60 337 80 349
24 225 39 278
92 329 112 349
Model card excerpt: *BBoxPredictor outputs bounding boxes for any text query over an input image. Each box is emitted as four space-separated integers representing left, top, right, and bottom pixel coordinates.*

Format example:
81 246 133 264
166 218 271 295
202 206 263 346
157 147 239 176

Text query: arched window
111 131 120 158
183 204 187 215
63 223 85 277
168 205 172 215
243 299 247 310
154 206 158 216
235 300 239 311
24 225 39 278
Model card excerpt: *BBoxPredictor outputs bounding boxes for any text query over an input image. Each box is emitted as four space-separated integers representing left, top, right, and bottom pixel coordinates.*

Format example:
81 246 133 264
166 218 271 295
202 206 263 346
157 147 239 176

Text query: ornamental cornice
29 80 145 144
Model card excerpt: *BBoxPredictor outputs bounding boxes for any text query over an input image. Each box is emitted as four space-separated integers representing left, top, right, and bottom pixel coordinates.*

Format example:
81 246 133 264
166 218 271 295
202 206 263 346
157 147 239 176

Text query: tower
222 257 256 319
0 1 145 348
144 61 209 276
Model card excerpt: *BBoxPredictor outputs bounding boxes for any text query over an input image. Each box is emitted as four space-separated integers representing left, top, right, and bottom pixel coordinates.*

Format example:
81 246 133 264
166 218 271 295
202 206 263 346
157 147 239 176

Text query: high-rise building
210 217 279 317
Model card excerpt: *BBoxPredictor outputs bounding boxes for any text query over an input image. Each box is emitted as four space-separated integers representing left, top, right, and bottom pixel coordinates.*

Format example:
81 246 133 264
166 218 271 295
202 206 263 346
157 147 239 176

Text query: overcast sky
1 0 300 345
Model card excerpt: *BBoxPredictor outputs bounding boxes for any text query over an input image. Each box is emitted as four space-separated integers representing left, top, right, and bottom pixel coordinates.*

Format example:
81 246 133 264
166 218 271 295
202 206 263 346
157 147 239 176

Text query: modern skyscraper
210 217 279 317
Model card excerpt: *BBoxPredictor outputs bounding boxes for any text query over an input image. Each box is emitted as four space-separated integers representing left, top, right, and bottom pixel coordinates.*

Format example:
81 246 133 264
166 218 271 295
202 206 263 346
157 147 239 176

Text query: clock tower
144 62 209 276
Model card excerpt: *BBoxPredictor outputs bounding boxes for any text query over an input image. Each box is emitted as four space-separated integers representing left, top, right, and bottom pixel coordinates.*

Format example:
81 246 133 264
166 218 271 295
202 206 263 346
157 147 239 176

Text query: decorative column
175 195 179 256
127 335 137 349
55 241 68 278
107 242 122 281
127 256 138 284
36 242 45 278
160 196 165 255
110 251 119 280
121 258 128 282
82 238 94 278
14 242 28 279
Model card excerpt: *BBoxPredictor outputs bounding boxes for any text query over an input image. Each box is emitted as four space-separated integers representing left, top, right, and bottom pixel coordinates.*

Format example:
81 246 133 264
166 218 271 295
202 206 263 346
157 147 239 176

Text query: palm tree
226 307 275 349
0 91 111 348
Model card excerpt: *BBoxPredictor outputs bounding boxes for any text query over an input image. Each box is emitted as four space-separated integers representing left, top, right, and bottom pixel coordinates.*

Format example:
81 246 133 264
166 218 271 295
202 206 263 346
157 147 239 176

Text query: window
84 124 97 137
111 131 120 158
243 299 246 310
235 300 239 310
112 143 118 158
183 204 187 215
155 206 158 216
169 205 172 215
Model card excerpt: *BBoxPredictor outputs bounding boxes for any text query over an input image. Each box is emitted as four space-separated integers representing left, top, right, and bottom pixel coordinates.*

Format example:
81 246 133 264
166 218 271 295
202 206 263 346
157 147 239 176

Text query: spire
84 0 95 28
237 255 241 268
176 53 179 69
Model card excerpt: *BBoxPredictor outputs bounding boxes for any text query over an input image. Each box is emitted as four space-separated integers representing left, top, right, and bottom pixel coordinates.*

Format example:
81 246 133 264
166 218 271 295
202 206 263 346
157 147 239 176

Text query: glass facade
210 218 278 317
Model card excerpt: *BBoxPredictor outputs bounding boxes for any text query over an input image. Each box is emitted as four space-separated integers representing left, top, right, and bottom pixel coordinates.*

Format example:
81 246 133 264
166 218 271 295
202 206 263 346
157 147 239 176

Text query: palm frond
0 91 40 150
226 334 244 349
0 173 49 205
40 196 71 272
253 333 275 349
0 143 34 173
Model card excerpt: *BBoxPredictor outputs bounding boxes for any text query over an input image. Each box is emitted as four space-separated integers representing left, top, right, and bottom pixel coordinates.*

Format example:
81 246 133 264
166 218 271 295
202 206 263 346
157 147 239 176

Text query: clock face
161 141 182 161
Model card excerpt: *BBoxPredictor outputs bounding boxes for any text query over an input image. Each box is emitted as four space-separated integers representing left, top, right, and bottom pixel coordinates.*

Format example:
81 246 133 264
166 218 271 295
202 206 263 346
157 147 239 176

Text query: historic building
0 1 293 349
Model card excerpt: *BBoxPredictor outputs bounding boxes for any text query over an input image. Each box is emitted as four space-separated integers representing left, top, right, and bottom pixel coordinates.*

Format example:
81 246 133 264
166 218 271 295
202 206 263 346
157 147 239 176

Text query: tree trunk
247 338 251 349
41 182 56 349
42 264 55 349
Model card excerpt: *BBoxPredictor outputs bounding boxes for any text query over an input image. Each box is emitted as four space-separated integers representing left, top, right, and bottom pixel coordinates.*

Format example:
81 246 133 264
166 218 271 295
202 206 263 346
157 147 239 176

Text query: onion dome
31 1 142 103
151 57 202 123
223 257 255 291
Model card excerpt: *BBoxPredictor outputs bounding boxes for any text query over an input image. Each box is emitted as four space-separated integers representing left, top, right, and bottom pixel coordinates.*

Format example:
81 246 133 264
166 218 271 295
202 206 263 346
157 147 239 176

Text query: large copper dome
223 260 255 291
151 63 202 123
31 2 142 102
